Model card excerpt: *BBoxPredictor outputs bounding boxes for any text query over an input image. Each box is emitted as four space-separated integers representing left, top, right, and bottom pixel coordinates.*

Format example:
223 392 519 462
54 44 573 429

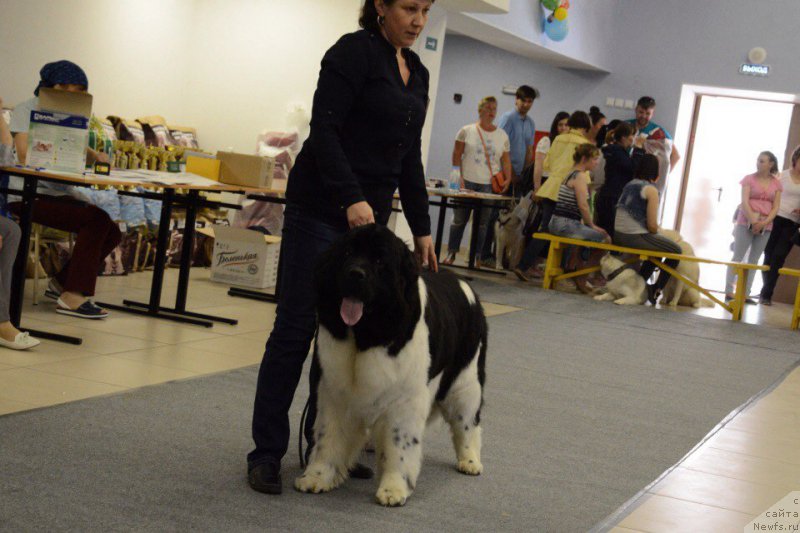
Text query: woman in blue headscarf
8 60 120 319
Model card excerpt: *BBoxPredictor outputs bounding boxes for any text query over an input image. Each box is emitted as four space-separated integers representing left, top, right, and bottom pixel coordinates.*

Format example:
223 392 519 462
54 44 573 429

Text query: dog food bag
137 116 176 148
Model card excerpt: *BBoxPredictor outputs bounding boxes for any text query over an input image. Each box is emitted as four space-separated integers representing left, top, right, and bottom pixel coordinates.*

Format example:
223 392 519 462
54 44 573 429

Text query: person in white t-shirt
760 146 800 305
442 96 511 266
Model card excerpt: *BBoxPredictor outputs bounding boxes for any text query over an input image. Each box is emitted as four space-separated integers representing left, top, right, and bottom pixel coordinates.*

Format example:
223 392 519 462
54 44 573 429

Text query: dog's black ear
313 237 343 303
398 240 420 302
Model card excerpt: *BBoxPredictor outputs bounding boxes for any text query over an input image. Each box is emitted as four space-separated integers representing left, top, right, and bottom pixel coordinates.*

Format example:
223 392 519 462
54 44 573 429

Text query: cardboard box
186 155 220 181
217 151 274 189
27 88 92 173
207 225 280 289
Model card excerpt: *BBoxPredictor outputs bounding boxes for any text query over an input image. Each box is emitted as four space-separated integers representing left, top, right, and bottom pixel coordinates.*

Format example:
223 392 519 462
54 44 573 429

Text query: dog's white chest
316 280 432 420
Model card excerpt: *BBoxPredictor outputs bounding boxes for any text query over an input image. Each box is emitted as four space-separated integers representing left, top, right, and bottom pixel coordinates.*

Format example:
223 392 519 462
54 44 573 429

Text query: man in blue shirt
499 85 538 180
481 85 538 264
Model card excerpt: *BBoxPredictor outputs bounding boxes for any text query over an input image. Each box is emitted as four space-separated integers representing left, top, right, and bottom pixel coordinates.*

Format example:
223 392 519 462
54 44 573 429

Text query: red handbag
476 123 507 194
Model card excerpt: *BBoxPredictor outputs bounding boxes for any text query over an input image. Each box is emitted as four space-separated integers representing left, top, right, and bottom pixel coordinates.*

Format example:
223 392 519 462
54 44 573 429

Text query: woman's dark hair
759 150 779 174
792 146 800 168
635 154 660 181
360 0 435 33
360 0 391 32
567 110 591 131
612 122 635 143
588 106 606 126
548 111 570 140
573 143 600 163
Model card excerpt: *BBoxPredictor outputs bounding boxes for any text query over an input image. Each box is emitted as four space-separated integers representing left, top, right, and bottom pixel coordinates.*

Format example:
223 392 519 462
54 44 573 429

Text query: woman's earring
377 15 385 26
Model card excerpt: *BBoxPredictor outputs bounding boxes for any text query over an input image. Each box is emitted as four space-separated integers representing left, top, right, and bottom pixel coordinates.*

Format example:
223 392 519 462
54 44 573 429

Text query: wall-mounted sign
739 63 770 77
425 37 438 51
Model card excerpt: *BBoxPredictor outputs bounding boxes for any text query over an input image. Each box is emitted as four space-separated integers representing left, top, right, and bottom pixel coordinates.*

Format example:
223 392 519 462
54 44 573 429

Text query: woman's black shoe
248 460 282 494
759 296 772 306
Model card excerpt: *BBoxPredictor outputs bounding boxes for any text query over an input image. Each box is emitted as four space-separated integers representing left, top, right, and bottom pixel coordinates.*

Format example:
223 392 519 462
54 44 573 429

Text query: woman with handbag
442 96 511 266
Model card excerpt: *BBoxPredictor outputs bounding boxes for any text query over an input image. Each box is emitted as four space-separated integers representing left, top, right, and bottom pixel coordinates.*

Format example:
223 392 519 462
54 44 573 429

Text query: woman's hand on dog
414 235 438 272
346 201 376 228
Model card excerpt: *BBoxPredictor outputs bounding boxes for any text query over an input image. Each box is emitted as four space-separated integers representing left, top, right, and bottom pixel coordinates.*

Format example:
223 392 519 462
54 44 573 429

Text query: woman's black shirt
286 29 431 236
599 144 645 200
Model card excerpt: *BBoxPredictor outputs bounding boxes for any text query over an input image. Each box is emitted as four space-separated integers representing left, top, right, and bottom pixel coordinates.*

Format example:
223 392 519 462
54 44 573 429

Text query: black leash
298 396 310 469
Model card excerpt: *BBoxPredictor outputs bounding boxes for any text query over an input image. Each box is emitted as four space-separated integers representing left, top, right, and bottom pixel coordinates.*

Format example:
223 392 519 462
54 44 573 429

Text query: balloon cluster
541 0 569 41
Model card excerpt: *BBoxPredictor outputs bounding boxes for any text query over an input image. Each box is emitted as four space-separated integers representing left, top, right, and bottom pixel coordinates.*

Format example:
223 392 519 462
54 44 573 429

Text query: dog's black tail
474 296 488 426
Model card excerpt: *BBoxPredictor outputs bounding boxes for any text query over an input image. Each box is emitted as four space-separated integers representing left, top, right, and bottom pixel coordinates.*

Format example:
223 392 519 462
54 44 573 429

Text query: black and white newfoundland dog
295 224 488 506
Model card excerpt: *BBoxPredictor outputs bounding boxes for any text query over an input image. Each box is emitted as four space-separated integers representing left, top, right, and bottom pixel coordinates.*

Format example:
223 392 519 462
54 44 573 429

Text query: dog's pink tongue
340 298 364 326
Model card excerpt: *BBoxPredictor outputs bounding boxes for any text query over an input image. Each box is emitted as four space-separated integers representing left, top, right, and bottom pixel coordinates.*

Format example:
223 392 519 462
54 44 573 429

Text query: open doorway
665 88 798 296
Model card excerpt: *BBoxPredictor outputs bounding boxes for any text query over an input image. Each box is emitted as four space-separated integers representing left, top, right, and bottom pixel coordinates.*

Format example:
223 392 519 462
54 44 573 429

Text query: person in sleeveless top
513 111 591 282
614 154 681 304
543 143 609 293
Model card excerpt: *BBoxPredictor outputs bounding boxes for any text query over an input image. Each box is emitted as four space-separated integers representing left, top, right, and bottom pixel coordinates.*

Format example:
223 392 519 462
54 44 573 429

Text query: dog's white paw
457 458 483 475
294 466 340 494
375 475 410 507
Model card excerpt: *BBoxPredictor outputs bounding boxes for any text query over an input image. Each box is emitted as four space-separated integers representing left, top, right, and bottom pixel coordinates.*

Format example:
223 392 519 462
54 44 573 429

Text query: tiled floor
1 265 798 531
0 267 523 416
0 269 272 414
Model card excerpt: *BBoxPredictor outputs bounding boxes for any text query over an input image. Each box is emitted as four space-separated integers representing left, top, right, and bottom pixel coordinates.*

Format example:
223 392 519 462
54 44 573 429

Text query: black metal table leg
433 196 447 260
97 189 214 328
9 178 37 326
8 175 82 345
467 199 480 269
167 190 237 324
440 196 506 277
227 287 278 303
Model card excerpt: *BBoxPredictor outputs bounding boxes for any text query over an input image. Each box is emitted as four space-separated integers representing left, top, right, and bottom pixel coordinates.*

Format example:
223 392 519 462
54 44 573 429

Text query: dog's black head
314 224 421 351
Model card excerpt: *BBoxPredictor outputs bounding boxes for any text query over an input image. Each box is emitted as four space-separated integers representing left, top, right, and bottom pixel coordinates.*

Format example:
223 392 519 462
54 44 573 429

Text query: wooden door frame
673 93 703 233
672 87 800 232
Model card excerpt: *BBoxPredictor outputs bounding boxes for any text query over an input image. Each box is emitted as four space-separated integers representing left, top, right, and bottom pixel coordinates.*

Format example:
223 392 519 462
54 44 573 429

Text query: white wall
448 0 618 70
183 0 362 153
0 0 365 153
0 0 195 124
427 33 607 182
572 0 800 136
410 4 448 167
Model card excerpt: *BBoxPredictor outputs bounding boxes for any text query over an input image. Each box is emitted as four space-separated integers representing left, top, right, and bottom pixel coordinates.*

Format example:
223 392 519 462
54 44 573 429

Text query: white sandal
0 331 41 350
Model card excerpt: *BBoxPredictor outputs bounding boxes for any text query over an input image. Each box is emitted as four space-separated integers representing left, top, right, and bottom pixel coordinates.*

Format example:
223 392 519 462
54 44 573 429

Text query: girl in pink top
725 151 783 300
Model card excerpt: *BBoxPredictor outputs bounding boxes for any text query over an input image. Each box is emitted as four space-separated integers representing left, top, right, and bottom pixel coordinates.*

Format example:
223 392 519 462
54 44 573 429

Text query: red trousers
10 197 121 296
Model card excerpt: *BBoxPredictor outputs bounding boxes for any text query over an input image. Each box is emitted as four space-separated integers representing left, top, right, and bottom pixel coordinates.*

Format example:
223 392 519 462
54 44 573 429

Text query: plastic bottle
449 166 461 192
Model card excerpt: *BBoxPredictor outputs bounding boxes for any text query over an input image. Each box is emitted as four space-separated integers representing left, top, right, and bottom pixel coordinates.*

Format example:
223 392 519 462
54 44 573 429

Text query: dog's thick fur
295 225 488 506
494 208 525 270
658 229 712 308
593 253 647 305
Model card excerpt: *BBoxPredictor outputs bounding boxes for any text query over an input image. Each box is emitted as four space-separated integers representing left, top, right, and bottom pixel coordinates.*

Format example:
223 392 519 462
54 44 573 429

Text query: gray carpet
2 287 800 532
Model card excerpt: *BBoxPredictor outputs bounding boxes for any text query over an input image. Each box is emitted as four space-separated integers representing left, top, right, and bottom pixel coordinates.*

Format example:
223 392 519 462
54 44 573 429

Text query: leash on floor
298 396 310 469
